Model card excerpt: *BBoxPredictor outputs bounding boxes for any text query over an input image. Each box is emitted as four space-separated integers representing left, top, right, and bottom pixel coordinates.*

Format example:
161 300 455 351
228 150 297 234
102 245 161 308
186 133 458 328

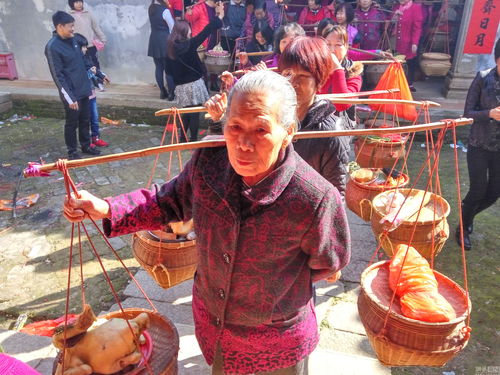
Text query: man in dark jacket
45 11 100 160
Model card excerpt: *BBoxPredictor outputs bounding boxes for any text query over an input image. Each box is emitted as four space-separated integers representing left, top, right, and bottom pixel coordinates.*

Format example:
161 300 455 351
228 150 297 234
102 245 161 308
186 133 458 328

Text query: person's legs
473 149 500 216
257 357 308 375
406 57 418 89
188 112 200 142
456 146 489 249
89 97 99 138
179 113 191 143
77 97 98 155
62 100 80 156
153 57 167 99
87 46 100 70
164 57 175 101
211 346 224 375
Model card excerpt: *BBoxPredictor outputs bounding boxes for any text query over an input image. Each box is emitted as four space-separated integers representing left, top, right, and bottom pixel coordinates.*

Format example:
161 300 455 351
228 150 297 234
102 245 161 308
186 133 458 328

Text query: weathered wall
0 0 155 85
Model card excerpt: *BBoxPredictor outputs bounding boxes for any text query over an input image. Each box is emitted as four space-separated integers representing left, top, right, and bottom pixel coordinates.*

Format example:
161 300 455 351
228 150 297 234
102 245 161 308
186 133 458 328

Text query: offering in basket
205 44 231 75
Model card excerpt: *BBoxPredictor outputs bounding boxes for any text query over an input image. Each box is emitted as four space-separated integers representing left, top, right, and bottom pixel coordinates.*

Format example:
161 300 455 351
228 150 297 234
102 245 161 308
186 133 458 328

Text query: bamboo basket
101 308 179 375
420 52 452 77
132 231 197 289
205 52 231 75
370 189 450 259
364 63 388 87
354 137 407 168
421 52 451 61
358 261 471 366
345 169 410 221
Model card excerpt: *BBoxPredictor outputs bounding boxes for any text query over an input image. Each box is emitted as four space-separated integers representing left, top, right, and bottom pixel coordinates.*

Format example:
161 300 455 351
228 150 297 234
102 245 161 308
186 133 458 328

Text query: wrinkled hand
411 44 418 55
379 50 393 59
63 190 111 223
205 92 227 122
490 107 500 121
220 71 235 88
239 52 249 66
325 271 341 283
69 102 79 111
253 61 267 71
216 1 225 18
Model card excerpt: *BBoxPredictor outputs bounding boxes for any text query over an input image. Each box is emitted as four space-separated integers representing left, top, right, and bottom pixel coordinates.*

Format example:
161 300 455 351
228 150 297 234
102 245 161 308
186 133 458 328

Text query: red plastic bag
20 314 78 337
368 62 418 122
389 244 456 322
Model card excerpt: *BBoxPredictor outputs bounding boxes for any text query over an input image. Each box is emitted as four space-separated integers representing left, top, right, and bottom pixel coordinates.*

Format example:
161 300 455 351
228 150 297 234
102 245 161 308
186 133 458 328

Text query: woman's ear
282 125 295 148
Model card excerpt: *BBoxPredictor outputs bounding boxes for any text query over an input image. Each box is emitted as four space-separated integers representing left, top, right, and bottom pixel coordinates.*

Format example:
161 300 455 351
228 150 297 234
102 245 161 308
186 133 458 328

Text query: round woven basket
354 137 407 168
132 231 197 289
364 63 389 86
205 54 231 75
346 169 410 221
420 59 451 77
101 309 179 375
358 261 471 367
370 189 450 259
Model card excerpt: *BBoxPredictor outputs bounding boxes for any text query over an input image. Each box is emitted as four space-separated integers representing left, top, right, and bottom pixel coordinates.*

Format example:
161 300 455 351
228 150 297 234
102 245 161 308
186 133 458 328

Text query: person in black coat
279 36 350 195
148 0 175 100
167 3 225 142
45 11 100 160
456 38 500 251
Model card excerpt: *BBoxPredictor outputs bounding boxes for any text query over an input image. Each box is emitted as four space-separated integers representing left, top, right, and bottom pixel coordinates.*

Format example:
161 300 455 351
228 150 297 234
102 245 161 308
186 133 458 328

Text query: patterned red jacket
103 145 351 374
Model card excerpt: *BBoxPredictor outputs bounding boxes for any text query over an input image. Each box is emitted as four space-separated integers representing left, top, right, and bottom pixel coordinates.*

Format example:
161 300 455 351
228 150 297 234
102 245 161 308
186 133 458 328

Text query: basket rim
421 52 451 60
134 231 196 248
356 136 407 146
348 169 410 192
360 261 471 327
371 188 451 222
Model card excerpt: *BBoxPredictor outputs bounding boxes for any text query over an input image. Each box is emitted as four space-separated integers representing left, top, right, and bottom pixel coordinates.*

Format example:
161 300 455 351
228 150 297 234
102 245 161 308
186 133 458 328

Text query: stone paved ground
0 96 498 374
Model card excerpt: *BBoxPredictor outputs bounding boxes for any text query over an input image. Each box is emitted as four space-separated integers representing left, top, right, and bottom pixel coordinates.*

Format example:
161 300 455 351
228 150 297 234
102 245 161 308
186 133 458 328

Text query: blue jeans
89 97 100 138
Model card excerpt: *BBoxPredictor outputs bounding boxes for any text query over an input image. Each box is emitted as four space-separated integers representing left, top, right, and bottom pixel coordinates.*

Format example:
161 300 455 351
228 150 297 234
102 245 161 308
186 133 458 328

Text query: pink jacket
185 1 211 47
392 2 423 59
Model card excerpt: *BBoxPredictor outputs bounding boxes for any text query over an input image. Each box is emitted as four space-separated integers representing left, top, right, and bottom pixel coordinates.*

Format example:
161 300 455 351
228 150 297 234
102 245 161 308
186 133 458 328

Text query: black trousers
153 57 175 96
62 97 91 155
406 57 418 85
462 145 500 227
179 112 200 142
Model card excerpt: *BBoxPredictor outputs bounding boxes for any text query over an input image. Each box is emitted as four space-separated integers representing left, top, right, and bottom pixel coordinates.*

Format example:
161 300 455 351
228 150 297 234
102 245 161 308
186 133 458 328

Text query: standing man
45 11 100 160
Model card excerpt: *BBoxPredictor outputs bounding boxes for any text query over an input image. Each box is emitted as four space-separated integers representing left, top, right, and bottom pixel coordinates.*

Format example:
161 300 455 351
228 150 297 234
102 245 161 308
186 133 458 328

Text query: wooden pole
26 118 473 175
155 96 440 116
242 51 274 57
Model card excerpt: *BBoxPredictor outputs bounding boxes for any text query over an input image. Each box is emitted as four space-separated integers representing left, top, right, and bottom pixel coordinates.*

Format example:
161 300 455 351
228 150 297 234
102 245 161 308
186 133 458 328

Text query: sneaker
409 85 417 93
68 152 82 160
82 144 101 156
92 136 109 147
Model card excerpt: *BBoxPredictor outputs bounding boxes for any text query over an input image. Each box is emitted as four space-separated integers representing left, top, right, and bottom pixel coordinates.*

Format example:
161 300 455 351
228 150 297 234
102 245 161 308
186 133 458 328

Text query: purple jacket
103 145 351 373
355 6 387 50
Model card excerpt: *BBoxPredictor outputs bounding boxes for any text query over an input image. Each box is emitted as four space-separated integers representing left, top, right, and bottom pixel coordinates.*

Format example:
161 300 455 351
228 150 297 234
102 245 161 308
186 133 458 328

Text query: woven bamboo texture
354 137 407 168
370 189 450 259
345 170 410 221
357 261 470 366
101 309 179 375
132 231 197 289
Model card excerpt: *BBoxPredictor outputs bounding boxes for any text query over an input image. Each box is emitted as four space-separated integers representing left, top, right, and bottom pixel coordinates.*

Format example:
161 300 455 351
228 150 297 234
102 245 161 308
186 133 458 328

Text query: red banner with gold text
463 0 500 54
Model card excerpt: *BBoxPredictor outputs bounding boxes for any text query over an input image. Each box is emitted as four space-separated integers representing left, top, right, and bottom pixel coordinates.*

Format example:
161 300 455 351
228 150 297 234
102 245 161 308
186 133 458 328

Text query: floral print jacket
103 145 351 374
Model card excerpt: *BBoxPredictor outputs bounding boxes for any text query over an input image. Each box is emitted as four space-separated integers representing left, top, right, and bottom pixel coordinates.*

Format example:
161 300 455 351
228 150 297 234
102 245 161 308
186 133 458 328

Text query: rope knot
23 162 51 177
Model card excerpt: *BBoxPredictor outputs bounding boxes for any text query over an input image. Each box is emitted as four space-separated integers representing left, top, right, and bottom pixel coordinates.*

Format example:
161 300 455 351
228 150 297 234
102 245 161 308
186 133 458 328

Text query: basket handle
378 232 394 257
359 198 373 221
152 264 172 288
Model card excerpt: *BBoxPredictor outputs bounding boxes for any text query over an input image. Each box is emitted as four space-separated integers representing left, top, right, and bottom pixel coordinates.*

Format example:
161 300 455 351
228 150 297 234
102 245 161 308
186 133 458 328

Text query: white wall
0 0 156 85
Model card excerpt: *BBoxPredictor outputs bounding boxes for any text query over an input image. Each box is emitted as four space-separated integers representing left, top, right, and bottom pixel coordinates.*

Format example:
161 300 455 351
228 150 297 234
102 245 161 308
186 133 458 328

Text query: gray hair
225 70 298 130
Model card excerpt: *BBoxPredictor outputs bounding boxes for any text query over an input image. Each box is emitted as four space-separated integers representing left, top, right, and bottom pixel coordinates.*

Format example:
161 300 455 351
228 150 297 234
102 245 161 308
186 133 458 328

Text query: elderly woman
63 70 351 375
279 36 351 195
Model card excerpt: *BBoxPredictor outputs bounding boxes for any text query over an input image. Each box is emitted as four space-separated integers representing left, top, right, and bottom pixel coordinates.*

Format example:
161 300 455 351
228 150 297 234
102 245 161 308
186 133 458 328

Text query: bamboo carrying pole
25 118 472 176
155 96 440 117
242 51 274 57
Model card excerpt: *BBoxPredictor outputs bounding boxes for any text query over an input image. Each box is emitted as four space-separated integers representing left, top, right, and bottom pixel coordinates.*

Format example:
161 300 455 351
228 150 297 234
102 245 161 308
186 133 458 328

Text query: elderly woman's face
224 91 293 186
